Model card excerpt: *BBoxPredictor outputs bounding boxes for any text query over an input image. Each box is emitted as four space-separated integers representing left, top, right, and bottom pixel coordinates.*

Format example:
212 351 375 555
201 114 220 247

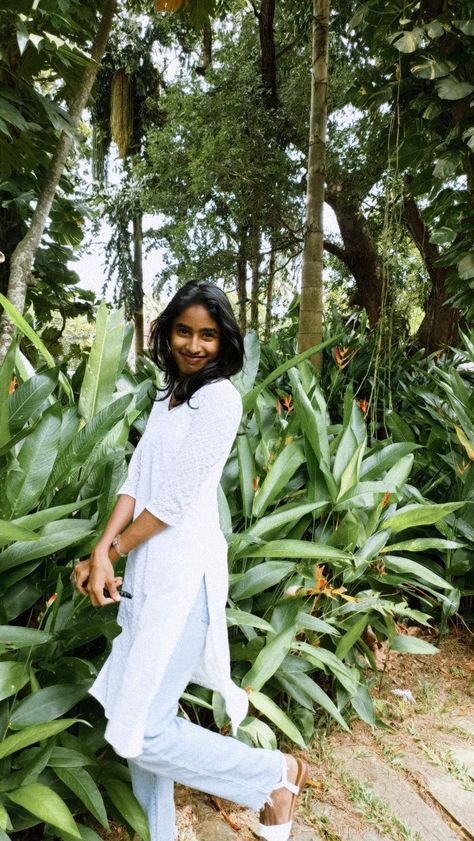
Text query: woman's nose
188 334 200 352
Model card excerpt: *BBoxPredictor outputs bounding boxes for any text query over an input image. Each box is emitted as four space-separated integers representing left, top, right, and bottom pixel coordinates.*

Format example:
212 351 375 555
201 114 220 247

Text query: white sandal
258 756 309 841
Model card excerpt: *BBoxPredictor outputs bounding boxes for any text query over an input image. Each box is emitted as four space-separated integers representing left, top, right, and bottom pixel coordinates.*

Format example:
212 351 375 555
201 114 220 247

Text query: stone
401 750 474 837
334 747 460 841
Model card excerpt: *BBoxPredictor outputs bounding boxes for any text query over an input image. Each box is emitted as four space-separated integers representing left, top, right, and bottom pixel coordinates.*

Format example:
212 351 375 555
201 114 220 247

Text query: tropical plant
0 298 153 839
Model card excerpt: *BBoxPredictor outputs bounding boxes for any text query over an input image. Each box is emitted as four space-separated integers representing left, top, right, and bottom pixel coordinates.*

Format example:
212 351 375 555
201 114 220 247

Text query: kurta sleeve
117 435 145 499
145 380 242 527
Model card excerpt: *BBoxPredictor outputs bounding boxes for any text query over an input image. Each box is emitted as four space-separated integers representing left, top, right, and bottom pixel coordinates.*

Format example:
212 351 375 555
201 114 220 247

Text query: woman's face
170 305 221 377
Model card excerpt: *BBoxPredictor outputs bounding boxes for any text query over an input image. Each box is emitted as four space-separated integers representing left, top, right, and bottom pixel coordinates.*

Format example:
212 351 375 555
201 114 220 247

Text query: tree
0 0 117 364
297 0 329 368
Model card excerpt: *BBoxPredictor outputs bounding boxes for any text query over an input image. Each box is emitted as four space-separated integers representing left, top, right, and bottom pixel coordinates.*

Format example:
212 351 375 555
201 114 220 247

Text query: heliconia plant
0 302 469 838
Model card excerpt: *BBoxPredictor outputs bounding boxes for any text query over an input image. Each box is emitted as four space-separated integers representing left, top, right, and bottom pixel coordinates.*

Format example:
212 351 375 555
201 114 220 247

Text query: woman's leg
131 577 283 840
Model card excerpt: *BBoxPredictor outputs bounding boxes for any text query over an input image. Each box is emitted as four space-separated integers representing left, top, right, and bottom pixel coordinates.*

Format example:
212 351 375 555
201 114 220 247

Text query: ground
102 630 474 841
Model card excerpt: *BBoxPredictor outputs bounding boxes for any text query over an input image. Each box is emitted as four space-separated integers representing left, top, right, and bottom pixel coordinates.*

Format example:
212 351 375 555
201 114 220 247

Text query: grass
339 771 423 841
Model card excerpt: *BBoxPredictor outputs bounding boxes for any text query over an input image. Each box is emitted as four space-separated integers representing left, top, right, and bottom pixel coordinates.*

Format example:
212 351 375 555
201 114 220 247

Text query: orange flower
156 0 188 11
252 476 260 492
334 346 358 370
382 492 391 508
357 399 368 415
276 397 281 417
46 593 57 609
314 564 327 592
9 376 17 395
244 686 253 694
282 395 294 413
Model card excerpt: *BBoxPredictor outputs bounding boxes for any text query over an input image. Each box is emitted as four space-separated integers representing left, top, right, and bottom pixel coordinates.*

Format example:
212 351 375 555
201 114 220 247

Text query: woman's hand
72 546 122 607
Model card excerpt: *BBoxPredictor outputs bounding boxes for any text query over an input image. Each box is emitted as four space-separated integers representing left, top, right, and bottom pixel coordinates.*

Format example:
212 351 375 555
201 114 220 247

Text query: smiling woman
169 305 221 379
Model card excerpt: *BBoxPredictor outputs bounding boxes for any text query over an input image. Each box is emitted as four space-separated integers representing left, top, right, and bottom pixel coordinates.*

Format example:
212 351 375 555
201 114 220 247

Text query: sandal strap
273 779 300 795
258 820 292 841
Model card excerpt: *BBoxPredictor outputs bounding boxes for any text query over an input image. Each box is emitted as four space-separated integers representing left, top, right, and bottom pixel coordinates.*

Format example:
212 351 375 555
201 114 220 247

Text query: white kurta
89 377 249 759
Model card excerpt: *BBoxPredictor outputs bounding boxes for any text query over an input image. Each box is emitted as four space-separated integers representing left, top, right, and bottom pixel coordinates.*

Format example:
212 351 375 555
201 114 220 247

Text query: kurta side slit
89 378 284 841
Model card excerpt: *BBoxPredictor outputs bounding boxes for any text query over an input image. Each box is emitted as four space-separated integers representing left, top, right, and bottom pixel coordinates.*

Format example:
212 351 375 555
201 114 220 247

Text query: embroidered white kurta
89 377 249 759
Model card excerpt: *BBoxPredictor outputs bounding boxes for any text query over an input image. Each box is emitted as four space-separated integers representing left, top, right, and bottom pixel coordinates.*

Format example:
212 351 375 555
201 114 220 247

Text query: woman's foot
258 753 308 840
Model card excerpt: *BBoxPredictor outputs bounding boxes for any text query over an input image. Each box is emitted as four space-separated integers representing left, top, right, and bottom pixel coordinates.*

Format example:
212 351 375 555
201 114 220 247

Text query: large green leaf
243 501 329 541
0 719 78 760
0 294 73 403
252 440 306 518
0 334 17 447
103 779 150 841
6 405 62 518
10 684 88 729
237 432 256 519
7 783 80 839
382 555 452 591
360 443 418 480
390 635 439 655
382 502 465 533
12 496 99 531
241 624 297 691
8 369 58 435
225 609 274 632
381 538 463 553
294 642 359 695
0 626 53 649
78 302 126 422
297 612 340 637
230 561 294 599
241 539 351 561
54 766 109 829
0 661 29 701
46 394 132 489
0 519 93 572
279 671 350 731
0 521 39 547
248 690 306 747
335 614 369 659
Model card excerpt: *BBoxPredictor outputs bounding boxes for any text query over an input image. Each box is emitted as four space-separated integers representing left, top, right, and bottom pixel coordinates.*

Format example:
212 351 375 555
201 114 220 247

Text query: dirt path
103 632 474 841
173 633 474 841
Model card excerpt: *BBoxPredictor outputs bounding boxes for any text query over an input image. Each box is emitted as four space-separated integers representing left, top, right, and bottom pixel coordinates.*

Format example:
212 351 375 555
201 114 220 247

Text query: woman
71 281 308 841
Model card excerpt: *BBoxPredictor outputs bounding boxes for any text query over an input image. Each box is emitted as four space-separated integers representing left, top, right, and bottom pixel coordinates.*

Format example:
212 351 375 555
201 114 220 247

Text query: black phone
103 586 133 599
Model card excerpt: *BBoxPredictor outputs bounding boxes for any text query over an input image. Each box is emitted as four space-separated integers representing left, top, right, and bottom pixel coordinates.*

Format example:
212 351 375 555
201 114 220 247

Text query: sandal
258 755 309 841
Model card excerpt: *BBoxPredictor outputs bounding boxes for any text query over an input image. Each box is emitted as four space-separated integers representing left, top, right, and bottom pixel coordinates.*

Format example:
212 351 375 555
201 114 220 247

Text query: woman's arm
77 500 168 607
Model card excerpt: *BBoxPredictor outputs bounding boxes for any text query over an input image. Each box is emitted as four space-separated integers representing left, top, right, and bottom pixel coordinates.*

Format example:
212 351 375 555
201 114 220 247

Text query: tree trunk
404 194 459 351
250 225 261 332
325 186 386 326
132 210 144 357
297 0 329 369
265 226 277 342
0 0 116 364
236 230 248 334
258 0 279 111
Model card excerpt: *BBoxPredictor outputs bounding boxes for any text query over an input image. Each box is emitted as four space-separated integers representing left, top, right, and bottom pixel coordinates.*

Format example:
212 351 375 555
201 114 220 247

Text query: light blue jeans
128 577 284 841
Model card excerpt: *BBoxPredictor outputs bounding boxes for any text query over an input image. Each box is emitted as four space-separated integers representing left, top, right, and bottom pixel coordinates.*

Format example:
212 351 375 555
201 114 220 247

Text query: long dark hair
149 281 244 407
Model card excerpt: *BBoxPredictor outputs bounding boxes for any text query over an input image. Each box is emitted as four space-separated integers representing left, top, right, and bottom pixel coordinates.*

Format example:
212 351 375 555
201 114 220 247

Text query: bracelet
112 535 127 557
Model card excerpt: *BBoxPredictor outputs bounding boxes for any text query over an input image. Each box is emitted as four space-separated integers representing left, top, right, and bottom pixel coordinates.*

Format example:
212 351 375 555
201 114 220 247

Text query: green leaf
7 783 80 838
10 684 88 729
252 440 306 518
0 719 78 760
48 747 98 768
103 779 150 841
453 19 474 35
335 614 369 659
0 335 17 447
237 432 256 519
78 303 126 422
47 394 132 489
225 609 274 632
243 502 329 541
241 624 297 692
382 502 464 533
297 612 340 637
411 58 451 79
6 405 62 518
458 253 474 280
436 76 474 100
360 443 418 480
8 369 58 435
242 540 351 561
0 295 73 403
0 661 29 701
381 538 463 553
393 28 424 52
0 519 93 572
390 635 439 655
0 626 53 649
0 521 39 548
282 671 350 731
294 642 359 695
248 690 306 748
338 441 366 499
12 496 99 531
230 561 294 599
54 767 109 829
383 555 452 591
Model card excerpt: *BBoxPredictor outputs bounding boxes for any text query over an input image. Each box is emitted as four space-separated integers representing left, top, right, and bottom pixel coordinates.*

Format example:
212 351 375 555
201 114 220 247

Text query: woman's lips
182 354 205 365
